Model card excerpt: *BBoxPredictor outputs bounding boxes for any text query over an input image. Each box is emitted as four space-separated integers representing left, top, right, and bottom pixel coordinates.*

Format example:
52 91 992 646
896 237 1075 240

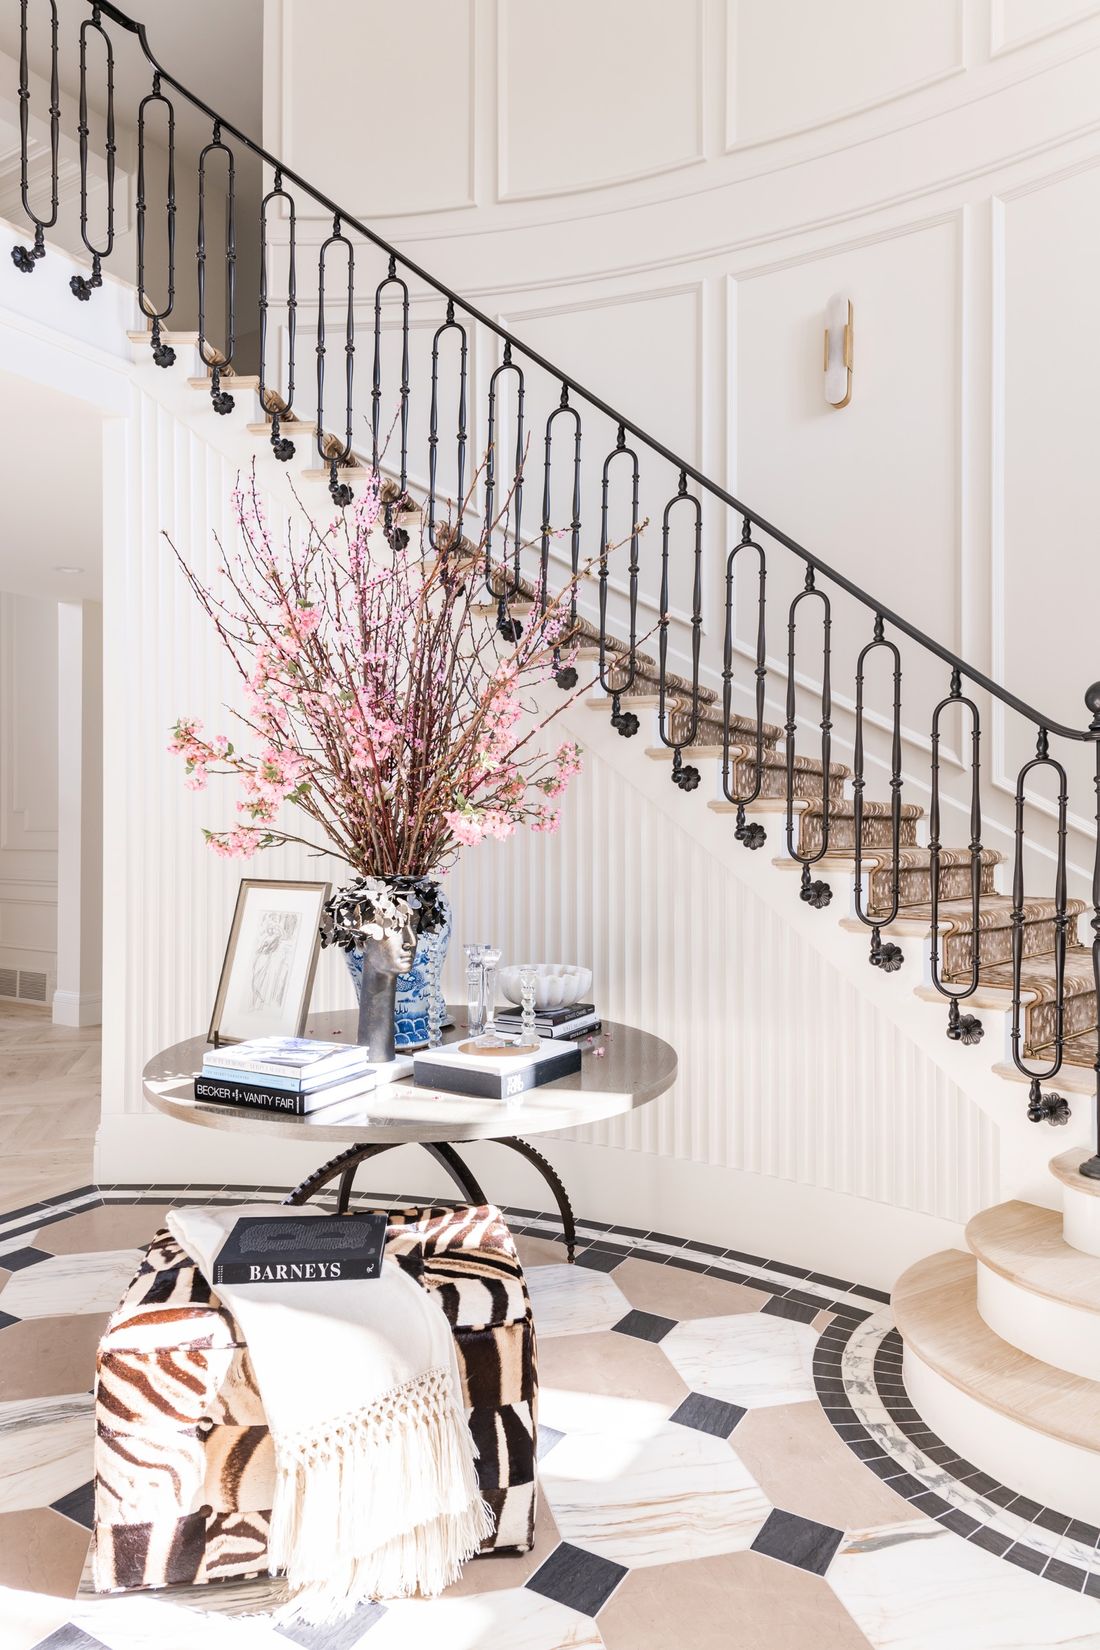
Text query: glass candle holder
427 931 445 1048
475 946 505 1047
464 943 487 1039
519 965 538 1046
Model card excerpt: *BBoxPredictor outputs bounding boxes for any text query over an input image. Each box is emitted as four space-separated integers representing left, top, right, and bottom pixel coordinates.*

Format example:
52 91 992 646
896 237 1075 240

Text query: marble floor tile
537 1331 688 1440
0 1393 95 1513
610 1257 769 1321
514 1236 570 1268
663 1311 819 1409
0 1251 143 1320
751 1507 844 1575
733 1402 926 1532
526 1542 627 1618
524 1265 630 1339
669 1392 746 1439
0 1583 77 1650
539 1419 772 1568
598 1550 876 1650
363 1585 605 1648
827 1520 1100 1649
67 1591 287 1649
0 1506 91 1597
0 1314 109 1402
38 1205 171 1257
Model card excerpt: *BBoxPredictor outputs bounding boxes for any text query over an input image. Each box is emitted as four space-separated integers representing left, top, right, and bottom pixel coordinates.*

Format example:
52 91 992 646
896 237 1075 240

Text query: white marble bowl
498 963 593 1011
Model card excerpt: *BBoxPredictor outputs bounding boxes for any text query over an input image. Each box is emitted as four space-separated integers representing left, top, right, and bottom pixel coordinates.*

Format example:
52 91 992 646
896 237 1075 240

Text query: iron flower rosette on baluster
320 877 449 1061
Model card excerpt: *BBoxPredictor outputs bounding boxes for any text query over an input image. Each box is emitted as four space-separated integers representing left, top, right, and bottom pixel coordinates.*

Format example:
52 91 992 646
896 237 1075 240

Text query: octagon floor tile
663 1312 818 1409
0 1393 95 1513
0 1584 76 1650
37 1205 171 1257
514 1235 570 1269
611 1256 768 1321
0 1252 142 1321
0 1506 91 1598
827 1519 1100 1650
540 1419 771 1568
525 1265 630 1339
598 1550 875 1650
0 1314 109 1402
537 1332 688 1440
732 1402 926 1532
365 1585 605 1648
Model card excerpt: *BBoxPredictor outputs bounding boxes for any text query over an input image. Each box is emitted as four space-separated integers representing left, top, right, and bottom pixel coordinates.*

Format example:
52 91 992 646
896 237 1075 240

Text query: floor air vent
0 967 17 999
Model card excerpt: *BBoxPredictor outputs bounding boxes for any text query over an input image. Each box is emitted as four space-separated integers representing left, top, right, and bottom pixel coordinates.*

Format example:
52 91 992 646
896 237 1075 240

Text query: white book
208 1036 369 1080
413 1038 581 1100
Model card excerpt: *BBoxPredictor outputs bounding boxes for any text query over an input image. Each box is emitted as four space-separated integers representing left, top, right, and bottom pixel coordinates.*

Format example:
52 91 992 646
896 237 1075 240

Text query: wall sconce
824 292 853 408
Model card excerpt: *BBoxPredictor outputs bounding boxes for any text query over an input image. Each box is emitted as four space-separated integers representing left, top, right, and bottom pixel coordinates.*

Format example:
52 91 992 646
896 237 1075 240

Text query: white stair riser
1062 1180 1100 1258
903 1344 1100 1524
975 1259 1100 1382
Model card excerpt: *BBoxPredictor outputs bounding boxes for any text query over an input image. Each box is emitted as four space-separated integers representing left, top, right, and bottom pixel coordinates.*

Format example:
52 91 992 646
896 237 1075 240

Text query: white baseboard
95 1111 961 1288
52 989 102 1027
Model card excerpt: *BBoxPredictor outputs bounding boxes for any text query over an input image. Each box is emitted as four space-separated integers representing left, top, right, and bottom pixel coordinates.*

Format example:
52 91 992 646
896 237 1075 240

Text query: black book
194 1071 374 1116
213 1213 388 1286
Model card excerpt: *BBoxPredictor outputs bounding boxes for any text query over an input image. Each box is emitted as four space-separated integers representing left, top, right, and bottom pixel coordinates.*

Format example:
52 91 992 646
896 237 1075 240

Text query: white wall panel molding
496 0 706 203
990 0 1100 59
0 594 58 850
724 0 966 155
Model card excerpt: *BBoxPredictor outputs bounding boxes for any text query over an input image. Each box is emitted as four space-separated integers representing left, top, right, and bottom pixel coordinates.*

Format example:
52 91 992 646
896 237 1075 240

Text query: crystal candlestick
519 965 538 1047
475 946 505 1048
427 931 445 1048
464 943 487 1039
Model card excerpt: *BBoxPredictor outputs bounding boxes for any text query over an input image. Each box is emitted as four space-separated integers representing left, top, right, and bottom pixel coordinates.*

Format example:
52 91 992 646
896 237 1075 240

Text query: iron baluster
196 121 236 415
371 257 410 495
1083 687 1100 1177
484 343 526 639
12 0 59 273
598 428 641 738
929 670 984 1045
540 386 582 690
853 616 904 970
657 474 703 793
427 301 468 554
259 169 296 460
1009 731 1071 1125
316 214 355 505
721 517 768 849
136 74 176 366
71 10 116 300
786 567 833 908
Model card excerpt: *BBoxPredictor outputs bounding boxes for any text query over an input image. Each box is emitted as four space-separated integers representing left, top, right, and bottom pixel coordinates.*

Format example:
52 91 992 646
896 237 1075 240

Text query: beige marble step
1051 1148 1100 1197
893 1248 1100 1453
966 1200 1100 1312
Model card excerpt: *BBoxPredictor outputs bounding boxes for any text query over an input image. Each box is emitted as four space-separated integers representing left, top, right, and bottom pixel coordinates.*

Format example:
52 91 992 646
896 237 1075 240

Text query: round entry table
142 1010 677 1259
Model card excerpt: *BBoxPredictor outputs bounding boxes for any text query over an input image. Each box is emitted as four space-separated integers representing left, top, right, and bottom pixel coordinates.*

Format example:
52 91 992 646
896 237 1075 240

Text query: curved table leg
284 1139 488 1210
498 1137 576 1262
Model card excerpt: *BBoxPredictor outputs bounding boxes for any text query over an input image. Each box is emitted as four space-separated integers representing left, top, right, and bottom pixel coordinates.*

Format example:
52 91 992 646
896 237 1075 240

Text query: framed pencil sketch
208 878 331 1046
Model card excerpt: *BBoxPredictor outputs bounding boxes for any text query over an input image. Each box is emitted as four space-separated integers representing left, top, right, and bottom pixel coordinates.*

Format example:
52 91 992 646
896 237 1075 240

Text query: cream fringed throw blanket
167 1204 493 1622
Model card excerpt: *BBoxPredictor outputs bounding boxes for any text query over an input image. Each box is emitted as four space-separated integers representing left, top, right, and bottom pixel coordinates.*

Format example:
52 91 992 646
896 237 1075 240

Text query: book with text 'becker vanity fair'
213 1213 388 1285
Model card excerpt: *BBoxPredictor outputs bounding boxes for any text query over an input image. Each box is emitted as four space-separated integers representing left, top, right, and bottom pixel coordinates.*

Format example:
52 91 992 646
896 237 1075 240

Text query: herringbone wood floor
0 1001 99 1214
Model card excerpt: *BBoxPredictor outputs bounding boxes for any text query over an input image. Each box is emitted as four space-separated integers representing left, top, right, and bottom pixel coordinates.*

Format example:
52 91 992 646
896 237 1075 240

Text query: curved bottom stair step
966 1200 1100 1380
894 1248 1100 1522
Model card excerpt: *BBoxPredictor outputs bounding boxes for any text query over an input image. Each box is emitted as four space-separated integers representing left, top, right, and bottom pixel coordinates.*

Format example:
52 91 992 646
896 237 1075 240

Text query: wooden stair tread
1051 1149 1100 1199
893 1249 1100 1452
966 1200 1100 1311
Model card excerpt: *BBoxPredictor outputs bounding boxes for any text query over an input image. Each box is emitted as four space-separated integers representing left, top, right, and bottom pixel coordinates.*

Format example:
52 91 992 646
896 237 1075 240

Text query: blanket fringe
269 1366 494 1625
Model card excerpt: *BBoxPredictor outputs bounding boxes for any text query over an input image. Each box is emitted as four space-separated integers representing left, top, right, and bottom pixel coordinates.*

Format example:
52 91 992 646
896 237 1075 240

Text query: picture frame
207 878 331 1046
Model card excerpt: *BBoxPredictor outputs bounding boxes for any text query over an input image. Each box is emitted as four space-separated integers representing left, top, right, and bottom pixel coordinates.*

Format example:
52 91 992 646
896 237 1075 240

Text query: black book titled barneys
213 1213 388 1286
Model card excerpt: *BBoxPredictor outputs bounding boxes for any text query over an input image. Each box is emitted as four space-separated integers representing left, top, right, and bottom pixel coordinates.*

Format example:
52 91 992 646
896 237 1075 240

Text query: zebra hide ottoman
92 1203 538 1591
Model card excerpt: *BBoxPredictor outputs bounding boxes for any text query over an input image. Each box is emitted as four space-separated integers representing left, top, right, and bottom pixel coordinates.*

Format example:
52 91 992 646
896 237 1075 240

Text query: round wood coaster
456 1038 540 1057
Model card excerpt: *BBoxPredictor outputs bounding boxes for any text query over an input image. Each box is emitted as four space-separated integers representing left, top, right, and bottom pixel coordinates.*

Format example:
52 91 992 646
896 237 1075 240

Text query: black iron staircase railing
10 0 1100 1172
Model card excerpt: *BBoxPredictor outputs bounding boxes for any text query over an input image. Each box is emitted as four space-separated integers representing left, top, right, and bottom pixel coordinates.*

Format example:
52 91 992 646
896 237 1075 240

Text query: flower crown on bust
320 877 448 952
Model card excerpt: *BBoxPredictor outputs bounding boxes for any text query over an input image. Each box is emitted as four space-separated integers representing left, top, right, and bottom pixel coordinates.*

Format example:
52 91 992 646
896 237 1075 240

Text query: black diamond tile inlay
0 1310 19 1330
669 1391 746 1439
762 1296 819 1326
1 1245 52 1271
29 1628 113 1650
276 1599 387 1647
526 1542 627 1617
573 1248 623 1274
537 1424 565 1461
612 1309 676 1344
751 1508 844 1576
51 1479 95 1530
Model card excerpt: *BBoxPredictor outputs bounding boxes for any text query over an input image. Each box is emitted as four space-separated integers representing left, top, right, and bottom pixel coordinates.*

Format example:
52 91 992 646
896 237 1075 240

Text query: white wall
264 0 1100 891
0 591 58 1001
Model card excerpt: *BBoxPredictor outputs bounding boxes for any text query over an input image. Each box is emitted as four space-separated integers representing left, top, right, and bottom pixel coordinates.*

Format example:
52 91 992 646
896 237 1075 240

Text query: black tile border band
0 1181 1091 1592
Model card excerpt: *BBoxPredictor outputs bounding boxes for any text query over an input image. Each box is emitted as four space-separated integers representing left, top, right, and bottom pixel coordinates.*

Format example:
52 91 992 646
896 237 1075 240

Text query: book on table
495 1003 601 1040
194 1068 376 1117
204 1037 369 1084
412 1038 582 1100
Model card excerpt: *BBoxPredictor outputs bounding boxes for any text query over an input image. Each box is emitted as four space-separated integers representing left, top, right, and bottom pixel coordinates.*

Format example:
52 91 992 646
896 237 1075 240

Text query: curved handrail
88 0 1095 744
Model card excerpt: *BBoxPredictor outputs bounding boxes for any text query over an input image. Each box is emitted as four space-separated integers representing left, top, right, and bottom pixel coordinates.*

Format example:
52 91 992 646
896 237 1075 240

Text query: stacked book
413 1037 581 1100
495 1001 601 1041
195 1037 376 1116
